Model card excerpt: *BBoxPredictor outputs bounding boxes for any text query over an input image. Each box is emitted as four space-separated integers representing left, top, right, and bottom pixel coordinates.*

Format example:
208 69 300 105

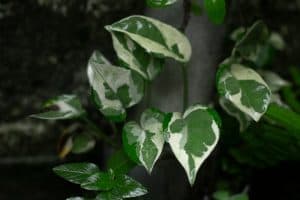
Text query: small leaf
269 32 285 50
165 104 221 185
106 15 192 63
107 149 136 175
233 21 269 62
87 51 144 122
53 163 100 184
217 62 271 121
71 134 96 154
146 0 177 8
31 95 86 120
122 108 165 173
219 97 251 132
204 0 226 24
81 171 115 191
230 27 246 41
108 31 164 80
258 70 290 92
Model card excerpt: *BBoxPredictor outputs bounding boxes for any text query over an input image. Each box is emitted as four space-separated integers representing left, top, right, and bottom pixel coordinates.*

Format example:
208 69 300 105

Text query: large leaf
146 0 177 8
105 15 191 63
165 104 221 185
217 62 271 121
31 95 86 120
122 108 165 173
204 0 226 24
87 51 144 122
53 163 100 184
107 149 136 175
219 97 251 132
109 31 164 80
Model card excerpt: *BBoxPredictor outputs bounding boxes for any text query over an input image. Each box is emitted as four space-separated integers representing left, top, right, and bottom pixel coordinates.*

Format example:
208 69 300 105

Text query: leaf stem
179 0 192 32
181 64 189 111
82 117 118 148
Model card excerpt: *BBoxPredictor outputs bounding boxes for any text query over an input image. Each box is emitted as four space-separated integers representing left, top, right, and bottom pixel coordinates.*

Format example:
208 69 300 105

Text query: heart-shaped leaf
87 51 144 122
109 31 164 80
53 163 100 184
217 62 271 121
31 95 86 120
146 0 177 8
122 108 165 173
165 104 221 185
219 97 251 132
204 0 226 24
105 15 191 63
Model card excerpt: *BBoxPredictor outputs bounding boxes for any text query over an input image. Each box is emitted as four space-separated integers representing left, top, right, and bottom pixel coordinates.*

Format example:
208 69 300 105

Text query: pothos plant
30 0 299 199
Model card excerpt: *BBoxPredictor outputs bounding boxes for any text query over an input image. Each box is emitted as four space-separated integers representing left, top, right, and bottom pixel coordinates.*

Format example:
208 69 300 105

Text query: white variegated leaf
109 31 164 80
31 95 86 120
122 109 165 173
165 105 221 185
217 63 271 121
87 51 144 121
219 97 251 132
258 70 290 92
105 15 191 63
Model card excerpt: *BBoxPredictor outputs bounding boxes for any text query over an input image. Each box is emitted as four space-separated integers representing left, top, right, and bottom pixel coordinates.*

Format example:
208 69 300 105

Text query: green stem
181 64 189 111
264 103 300 133
82 117 118 148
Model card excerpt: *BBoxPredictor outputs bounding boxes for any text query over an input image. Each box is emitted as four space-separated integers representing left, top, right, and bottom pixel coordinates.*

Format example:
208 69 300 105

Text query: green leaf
213 190 249 200
53 163 100 184
31 95 86 120
230 27 246 41
217 62 271 121
233 21 269 62
165 104 221 185
111 174 148 198
269 32 285 50
87 51 144 122
204 0 226 24
146 0 177 8
219 97 251 132
122 108 165 173
81 171 115 191
105 15 192 63
96 193 122 200
258 70 290 92
108 31 164 80
71 134 96 154
107 149 136 175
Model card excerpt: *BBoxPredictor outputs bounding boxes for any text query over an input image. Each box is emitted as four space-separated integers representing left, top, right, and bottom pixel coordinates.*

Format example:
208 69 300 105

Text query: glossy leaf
109 31 164 80
219 97 251 132
106 15 192 63
217 62 271 121
122 108 165 173
81 171 115 191
204 0 226 24
87 51 144 122
258 70 290 92
71 134 96 154
165 104 221 185
31 95 86 120
107 149 136 175
146 0 177 8
53 163 100 184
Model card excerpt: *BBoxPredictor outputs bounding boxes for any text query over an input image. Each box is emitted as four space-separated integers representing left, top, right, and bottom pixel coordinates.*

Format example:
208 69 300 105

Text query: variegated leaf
146 0 178 8
165 104 221 185
87 51 144 122
122 108 165 173
217 63 271 121
105 15 192 63
109 31 164 80
31 95 86 120
258 70 290 92
219 97 251 132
